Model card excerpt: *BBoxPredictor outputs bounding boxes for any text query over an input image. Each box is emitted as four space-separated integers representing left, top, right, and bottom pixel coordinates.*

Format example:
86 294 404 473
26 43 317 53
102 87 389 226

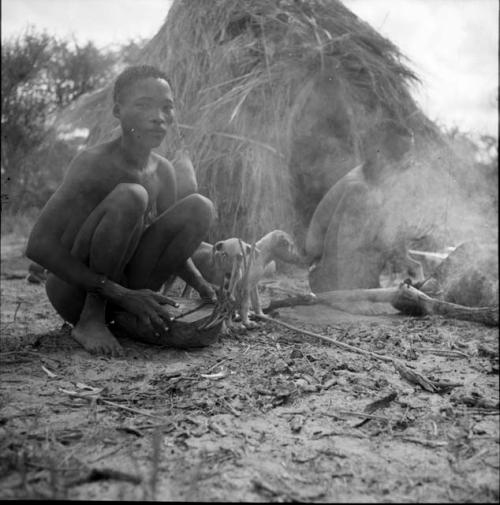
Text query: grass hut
61 0 467 247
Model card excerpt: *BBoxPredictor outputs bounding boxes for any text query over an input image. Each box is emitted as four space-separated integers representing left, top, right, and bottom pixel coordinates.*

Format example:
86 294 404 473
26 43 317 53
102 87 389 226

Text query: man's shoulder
151 151 175 176
77 141 116 163
151 150 172 166
67 141 117 173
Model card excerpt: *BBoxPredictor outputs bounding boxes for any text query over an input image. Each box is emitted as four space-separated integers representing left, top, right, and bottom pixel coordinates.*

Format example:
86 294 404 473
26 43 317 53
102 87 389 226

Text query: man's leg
111 194 215 346
46 183 148 355
125 193 215 290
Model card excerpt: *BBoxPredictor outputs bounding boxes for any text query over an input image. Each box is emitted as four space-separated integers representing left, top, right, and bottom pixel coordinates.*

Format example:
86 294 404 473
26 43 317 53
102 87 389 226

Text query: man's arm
155 156 216 302
26 153 112 293
155 156 177 213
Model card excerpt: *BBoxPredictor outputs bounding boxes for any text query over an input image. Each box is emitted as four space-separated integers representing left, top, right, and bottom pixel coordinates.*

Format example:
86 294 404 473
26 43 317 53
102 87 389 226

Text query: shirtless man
305 121 415 292
26 65 215 356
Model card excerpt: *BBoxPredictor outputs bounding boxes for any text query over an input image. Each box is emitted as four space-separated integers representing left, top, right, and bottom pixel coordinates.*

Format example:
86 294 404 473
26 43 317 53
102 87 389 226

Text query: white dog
211 230 302 329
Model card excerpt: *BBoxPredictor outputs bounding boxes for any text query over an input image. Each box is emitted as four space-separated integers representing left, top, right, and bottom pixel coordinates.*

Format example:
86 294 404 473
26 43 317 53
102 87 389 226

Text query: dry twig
60 389 166 420
394 436 448 448
322 410 392 424
257 314 448 393
416 347 469 359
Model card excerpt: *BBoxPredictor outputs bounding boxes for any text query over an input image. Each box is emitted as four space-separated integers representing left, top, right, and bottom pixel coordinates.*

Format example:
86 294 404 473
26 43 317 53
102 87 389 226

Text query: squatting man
27 65 217 357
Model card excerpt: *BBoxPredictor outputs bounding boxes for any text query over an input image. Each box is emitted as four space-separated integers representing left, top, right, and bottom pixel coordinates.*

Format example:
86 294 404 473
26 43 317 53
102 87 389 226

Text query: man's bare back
26 65 215 356
304 121 415 293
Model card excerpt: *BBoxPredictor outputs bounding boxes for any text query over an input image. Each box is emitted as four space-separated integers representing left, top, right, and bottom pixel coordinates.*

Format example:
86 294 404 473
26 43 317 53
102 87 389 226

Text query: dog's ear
214 241 223 251
278 232 292 246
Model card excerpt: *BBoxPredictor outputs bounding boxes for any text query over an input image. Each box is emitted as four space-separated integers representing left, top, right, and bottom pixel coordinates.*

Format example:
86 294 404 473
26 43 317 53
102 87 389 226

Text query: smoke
375 135 498 253
368 130 498 303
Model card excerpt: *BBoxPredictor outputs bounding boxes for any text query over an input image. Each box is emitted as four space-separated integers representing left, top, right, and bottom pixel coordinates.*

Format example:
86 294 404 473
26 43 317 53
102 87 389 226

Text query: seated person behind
27 65 215 356
305 121 415 293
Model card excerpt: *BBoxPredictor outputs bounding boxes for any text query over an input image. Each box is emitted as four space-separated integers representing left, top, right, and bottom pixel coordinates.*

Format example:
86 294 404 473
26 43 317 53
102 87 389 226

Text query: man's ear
112 102 121 119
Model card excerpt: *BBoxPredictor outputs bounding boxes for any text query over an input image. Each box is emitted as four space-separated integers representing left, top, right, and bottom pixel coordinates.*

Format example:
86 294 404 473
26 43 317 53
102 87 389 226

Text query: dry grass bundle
59 0 443 243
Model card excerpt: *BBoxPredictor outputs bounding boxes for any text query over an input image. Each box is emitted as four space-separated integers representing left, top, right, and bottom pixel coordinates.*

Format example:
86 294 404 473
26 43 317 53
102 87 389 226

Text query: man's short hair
113 65 171 103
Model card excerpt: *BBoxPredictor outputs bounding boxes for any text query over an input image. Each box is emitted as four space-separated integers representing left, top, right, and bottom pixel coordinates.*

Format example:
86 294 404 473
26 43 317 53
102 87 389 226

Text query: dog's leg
237 287 259 330
250 286 264 317
239 292 252 327
237 286 261 330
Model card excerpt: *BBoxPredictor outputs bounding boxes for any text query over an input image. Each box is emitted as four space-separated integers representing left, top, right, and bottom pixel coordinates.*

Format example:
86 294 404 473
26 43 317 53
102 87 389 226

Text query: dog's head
213 238 260 274
267 230 304 264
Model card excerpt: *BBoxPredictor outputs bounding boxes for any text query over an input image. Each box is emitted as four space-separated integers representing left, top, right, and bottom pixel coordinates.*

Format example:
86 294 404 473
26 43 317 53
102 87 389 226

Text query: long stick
256 314 393 363
265 283 499 326
317 287 398 304
256 314 439 393
392 284 498 326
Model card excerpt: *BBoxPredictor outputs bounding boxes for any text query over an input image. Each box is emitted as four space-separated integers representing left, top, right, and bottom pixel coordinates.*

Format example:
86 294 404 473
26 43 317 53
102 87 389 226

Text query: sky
1 0 498 137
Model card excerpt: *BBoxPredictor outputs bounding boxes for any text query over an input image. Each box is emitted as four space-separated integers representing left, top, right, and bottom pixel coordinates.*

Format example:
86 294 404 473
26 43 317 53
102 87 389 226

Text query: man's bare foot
72 319 124 356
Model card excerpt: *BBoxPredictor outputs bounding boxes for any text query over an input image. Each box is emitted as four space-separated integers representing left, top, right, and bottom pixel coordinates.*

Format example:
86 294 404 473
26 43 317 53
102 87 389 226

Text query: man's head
361 118 414 182
113 65 174 148
383 121 414 162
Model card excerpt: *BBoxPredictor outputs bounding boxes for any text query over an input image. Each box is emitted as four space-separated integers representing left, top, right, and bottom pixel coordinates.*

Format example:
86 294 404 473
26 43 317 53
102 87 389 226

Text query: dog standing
211 230 302 329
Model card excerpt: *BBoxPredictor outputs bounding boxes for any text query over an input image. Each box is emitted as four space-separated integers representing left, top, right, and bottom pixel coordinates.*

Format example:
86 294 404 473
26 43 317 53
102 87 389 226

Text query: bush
1 28 118 214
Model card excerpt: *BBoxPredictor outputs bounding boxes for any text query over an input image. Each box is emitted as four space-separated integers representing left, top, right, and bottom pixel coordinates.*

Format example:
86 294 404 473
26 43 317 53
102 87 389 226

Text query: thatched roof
61 0 444 243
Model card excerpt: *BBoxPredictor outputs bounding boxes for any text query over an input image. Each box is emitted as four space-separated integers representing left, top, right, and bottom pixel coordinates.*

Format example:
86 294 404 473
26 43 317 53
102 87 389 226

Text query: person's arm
176 258 216 302
155 156 177 213
156 157 216 301
26 153 112 292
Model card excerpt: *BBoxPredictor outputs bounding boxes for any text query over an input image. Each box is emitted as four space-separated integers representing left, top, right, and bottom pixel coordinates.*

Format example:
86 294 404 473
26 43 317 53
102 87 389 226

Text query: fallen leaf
59 388 101 397
75 382 104 394
363 391 397 414
41 364 57 378
200 370 228 380
290 415 305 433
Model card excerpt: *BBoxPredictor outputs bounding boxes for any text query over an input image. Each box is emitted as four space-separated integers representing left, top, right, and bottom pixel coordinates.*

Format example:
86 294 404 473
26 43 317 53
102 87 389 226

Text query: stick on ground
264 283 498 326
257 314 447 393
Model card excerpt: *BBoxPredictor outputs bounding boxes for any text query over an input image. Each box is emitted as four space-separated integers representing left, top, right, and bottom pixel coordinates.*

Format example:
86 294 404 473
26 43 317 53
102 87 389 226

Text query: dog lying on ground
210 230 303 329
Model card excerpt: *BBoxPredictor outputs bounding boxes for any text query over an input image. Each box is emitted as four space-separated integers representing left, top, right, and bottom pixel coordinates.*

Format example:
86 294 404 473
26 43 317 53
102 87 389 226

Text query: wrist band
89 275 107 294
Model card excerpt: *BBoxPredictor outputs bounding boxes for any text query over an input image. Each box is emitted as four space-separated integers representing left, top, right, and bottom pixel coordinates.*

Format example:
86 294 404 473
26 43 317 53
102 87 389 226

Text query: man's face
114 77 174 148
386 130 414 162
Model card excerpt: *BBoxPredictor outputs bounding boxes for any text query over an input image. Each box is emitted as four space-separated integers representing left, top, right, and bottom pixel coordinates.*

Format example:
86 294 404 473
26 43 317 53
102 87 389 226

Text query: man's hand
196 281 217 303
103 281 178 334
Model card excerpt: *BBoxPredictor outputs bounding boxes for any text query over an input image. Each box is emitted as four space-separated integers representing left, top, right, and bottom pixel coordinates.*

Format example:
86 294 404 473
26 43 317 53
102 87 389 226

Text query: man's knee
108 183 149 218
182 193 215 227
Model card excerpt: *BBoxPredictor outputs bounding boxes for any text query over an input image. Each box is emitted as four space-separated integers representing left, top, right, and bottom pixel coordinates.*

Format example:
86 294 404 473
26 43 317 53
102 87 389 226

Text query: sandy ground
1 233 499 501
